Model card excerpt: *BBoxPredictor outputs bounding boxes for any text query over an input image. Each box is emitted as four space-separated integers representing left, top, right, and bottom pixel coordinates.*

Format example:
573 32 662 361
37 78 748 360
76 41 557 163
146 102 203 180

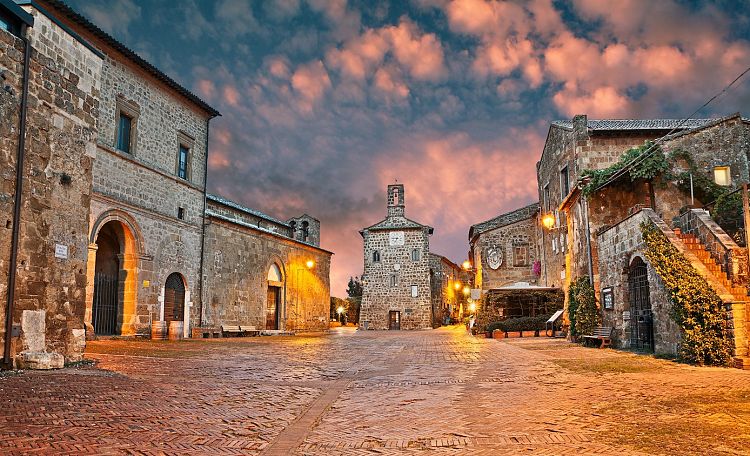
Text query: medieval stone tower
359 184 433 329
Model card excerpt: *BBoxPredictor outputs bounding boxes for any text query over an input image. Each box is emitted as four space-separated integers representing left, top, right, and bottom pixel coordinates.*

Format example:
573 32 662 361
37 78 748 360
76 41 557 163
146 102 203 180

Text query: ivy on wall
581 142 669 196
640 222 733 365
568 276 599 338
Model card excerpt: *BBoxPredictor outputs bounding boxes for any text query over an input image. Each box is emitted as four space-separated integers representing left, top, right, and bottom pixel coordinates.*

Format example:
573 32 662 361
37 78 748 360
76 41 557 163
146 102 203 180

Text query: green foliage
487 314 555 333
570 276 600 337
581 142 669 196
346 276 363 298
640 222 733 366
567 280 580 337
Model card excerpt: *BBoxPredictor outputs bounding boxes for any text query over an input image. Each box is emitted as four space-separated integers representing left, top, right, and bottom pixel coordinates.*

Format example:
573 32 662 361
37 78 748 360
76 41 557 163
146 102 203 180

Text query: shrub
487 313 557 334
571 276 600 337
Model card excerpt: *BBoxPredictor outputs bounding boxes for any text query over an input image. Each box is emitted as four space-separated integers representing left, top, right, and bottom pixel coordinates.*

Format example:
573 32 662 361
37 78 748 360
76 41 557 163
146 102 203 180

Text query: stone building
468 203 541 292
0 0 332 369
428 253 466 326
202 195 331 332
360 184 433 330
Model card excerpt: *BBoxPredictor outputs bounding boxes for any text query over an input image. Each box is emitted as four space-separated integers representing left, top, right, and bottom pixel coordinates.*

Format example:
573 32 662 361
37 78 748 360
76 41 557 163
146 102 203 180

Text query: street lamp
469 301 476 313
306 259 315 269
454 281 461 291
462 260 471 270
541 213 556 230
336 305 345 324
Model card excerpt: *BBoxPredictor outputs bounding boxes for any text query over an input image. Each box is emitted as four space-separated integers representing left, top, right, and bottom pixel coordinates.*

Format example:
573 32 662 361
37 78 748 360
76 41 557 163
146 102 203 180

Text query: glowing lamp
462 260 471 270
306 259 315 269
463 286 470 296
541 213 556 230
454 281 462 290
336 306 345 315
469 302 477 312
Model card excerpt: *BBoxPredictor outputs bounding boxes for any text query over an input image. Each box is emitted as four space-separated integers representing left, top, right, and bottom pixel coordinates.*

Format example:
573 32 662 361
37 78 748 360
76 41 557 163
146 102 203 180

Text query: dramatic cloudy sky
67 0 750 296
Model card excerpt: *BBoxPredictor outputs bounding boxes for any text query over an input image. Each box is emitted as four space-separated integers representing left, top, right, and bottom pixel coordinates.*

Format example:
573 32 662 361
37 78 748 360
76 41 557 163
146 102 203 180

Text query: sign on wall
54 244 68 259
389 231 405 246
602 287 614 310
486 246 502 270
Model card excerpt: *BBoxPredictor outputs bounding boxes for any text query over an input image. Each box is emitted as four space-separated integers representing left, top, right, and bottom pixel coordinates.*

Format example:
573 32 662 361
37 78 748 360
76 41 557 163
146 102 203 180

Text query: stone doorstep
15 351 64 370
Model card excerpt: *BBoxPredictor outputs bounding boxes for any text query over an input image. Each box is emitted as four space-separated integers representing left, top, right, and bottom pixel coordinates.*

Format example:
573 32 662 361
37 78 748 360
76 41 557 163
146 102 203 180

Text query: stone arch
264 256 286 330
86 210 144 337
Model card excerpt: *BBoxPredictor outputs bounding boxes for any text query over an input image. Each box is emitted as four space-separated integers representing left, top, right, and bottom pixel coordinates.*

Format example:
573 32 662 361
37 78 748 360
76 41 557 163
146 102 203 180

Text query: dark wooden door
164 273 185 322
266 287 279 330
389 311 400 330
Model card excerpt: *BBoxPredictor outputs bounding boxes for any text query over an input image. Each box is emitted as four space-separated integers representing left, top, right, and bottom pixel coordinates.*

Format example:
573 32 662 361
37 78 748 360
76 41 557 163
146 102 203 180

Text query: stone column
84 243 98 339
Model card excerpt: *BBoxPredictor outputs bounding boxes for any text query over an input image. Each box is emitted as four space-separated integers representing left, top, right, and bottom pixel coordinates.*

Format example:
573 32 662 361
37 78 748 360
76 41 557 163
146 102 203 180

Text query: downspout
197 118 211 328
3 24 31 370
583 196 594 283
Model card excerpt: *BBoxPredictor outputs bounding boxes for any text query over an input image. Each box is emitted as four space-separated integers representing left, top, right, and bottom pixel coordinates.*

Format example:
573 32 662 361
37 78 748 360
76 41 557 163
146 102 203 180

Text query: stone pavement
1 326 750 455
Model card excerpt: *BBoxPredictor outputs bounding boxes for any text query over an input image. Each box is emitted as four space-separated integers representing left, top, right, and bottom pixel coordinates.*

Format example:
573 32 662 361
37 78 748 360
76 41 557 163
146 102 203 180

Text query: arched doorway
266 263 283 330
89 215 141 336
164 273 186 322
629 257 654 351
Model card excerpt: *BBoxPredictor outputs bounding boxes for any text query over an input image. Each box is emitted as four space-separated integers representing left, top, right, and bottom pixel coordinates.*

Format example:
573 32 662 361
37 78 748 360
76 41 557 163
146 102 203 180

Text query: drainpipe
197 118 210 328
582 196 594 283
3 24 31 370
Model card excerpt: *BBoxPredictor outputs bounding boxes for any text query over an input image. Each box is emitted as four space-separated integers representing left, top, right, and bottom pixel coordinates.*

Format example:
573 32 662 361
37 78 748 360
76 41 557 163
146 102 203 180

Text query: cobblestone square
2 326 750 455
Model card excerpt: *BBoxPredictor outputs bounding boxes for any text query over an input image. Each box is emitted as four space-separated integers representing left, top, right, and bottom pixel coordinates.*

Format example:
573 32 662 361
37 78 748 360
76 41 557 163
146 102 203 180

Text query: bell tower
387 184 405 217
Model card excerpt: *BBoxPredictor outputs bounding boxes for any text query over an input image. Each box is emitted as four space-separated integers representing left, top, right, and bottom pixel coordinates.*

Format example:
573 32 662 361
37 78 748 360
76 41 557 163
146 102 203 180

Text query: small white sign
470 289 481 300
54 244 68 259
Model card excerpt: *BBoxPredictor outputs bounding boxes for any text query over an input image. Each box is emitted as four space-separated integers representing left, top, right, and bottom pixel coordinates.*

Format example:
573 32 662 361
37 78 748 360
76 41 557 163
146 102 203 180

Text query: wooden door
389 311 400 330
266 286 279 330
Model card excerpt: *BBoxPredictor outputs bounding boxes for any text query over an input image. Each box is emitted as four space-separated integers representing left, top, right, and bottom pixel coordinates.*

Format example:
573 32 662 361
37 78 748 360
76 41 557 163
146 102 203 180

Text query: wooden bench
582 326 613 348
221 325 243 337
240 325 260 336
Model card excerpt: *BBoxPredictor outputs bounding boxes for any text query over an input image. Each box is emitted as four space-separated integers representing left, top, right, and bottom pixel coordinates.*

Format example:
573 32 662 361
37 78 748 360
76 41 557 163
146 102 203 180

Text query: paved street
1 326 750 455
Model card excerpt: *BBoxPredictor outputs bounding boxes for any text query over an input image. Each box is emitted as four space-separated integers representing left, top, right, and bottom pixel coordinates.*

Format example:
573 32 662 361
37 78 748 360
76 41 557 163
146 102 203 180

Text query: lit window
714 166 731 186
411 285 418 297
117 114 132 153
178 145 189 179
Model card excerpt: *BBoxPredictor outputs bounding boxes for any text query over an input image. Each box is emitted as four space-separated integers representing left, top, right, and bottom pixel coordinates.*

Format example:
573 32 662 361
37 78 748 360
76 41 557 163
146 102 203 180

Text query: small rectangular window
543 184 550 211
411 285 418 298
411 249 420 261
177 207 185 220
178 145 189 179
117 113 132 153
560 165 569 198
714 166 731 186
513 244 529 267
390 275 397 287
0 16 9 32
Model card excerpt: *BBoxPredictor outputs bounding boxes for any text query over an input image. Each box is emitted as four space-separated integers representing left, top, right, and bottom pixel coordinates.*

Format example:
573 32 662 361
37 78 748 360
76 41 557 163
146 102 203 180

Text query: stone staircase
674 227 750 368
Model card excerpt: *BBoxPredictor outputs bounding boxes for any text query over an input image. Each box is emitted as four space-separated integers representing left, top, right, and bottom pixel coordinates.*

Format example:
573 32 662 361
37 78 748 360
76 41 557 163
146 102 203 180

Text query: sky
66 0 750 297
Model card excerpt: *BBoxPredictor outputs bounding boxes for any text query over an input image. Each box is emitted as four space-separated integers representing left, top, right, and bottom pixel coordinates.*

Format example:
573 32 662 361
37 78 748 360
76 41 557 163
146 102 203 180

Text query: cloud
291 60 333 113
77 0 141 39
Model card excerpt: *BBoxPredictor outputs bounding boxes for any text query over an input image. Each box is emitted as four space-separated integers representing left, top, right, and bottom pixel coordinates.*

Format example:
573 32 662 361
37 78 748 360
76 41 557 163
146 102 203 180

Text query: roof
360 216 434 237
469 202 539 241
551 118 714 131
207 194 291 227
1 0 33 26
20 0 220 118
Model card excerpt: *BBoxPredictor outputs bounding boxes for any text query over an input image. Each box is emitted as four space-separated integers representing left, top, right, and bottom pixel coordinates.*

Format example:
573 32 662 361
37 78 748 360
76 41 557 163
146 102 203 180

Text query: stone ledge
15 351 64 370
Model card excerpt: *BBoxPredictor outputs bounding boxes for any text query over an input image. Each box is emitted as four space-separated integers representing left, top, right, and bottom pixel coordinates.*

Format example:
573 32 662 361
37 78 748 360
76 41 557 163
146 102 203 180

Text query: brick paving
1 326 750 455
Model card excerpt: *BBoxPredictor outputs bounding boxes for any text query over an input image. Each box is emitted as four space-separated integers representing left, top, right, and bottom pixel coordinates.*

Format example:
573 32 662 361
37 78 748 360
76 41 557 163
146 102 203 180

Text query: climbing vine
568 276 599 338
640 222 733 365
581 142 669 196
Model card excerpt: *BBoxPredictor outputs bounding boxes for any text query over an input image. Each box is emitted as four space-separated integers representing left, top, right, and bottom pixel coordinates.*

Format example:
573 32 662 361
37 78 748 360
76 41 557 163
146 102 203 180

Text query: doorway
266 286 280 330
389 311 401 330
164 273 186 322
92 223 121 335
629 257 654 351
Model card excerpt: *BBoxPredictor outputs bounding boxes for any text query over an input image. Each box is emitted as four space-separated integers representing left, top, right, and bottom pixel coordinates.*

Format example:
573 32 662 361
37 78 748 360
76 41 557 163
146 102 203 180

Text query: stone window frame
373 250 381 262
176 131 195 181
559 163 570 199
512 243 530 267
542 182 550 212
411 248 420 262
115 95 140 155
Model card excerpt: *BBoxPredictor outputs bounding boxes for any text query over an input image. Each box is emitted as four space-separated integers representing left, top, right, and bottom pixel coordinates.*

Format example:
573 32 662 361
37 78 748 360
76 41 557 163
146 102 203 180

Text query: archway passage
164 273 186 322
93 224 120 335
629 257 654 351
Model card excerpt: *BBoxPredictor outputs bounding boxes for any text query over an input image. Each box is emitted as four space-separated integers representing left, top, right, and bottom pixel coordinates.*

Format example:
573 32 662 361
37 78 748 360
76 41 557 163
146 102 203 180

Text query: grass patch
598 389 750 455
551 356 666 374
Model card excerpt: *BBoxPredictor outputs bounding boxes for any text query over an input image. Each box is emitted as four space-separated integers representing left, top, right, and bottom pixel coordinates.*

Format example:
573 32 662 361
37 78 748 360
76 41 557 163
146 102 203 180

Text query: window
714 166 731 186
392 187 399 204
117 114 132 153
390 275 397 287
543 183 550 211
177 145 189 179
0 16 9 32
372 250 381 262
0 10 20 36
115 96 139 154
301 221 309 242
513 244 529 267
560 165 570 198
411 249 420 261
177 207 185 220
411 285 418 298
289 221 296 238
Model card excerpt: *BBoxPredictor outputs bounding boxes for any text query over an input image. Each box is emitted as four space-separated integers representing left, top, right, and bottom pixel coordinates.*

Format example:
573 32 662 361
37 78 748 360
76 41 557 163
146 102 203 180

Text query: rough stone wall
288 214 321 247
0 11 101 363
596 210 682 354
209 194 291 237
202 216 331 332
471 217 540 290
361 227 432 330
429 254 460 327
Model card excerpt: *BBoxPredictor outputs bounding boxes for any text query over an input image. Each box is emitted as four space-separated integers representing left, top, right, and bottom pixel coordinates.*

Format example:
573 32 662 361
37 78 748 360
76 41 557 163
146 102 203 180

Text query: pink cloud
384 19 447 81
196 79 215 99
223 85 240 106
291 60 332 113
552 84 630 118
373 66 410 99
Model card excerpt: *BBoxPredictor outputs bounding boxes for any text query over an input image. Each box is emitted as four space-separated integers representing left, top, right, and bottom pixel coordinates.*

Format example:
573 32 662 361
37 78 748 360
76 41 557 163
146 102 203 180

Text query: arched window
392 187 399 204
301 221 309 242
267 263 282 282
373 250 381 262
289 221 296 238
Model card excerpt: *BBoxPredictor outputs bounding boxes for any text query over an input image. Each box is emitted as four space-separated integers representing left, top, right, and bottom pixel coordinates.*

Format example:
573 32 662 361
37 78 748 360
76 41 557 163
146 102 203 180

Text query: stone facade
0 4 99 366
468 203 541 291
360 185 433 330
203 196 331 332
428 254 465 326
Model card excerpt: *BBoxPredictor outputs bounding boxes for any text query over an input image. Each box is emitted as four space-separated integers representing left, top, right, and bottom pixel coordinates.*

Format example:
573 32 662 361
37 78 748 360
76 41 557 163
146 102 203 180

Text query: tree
346 276 363 324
